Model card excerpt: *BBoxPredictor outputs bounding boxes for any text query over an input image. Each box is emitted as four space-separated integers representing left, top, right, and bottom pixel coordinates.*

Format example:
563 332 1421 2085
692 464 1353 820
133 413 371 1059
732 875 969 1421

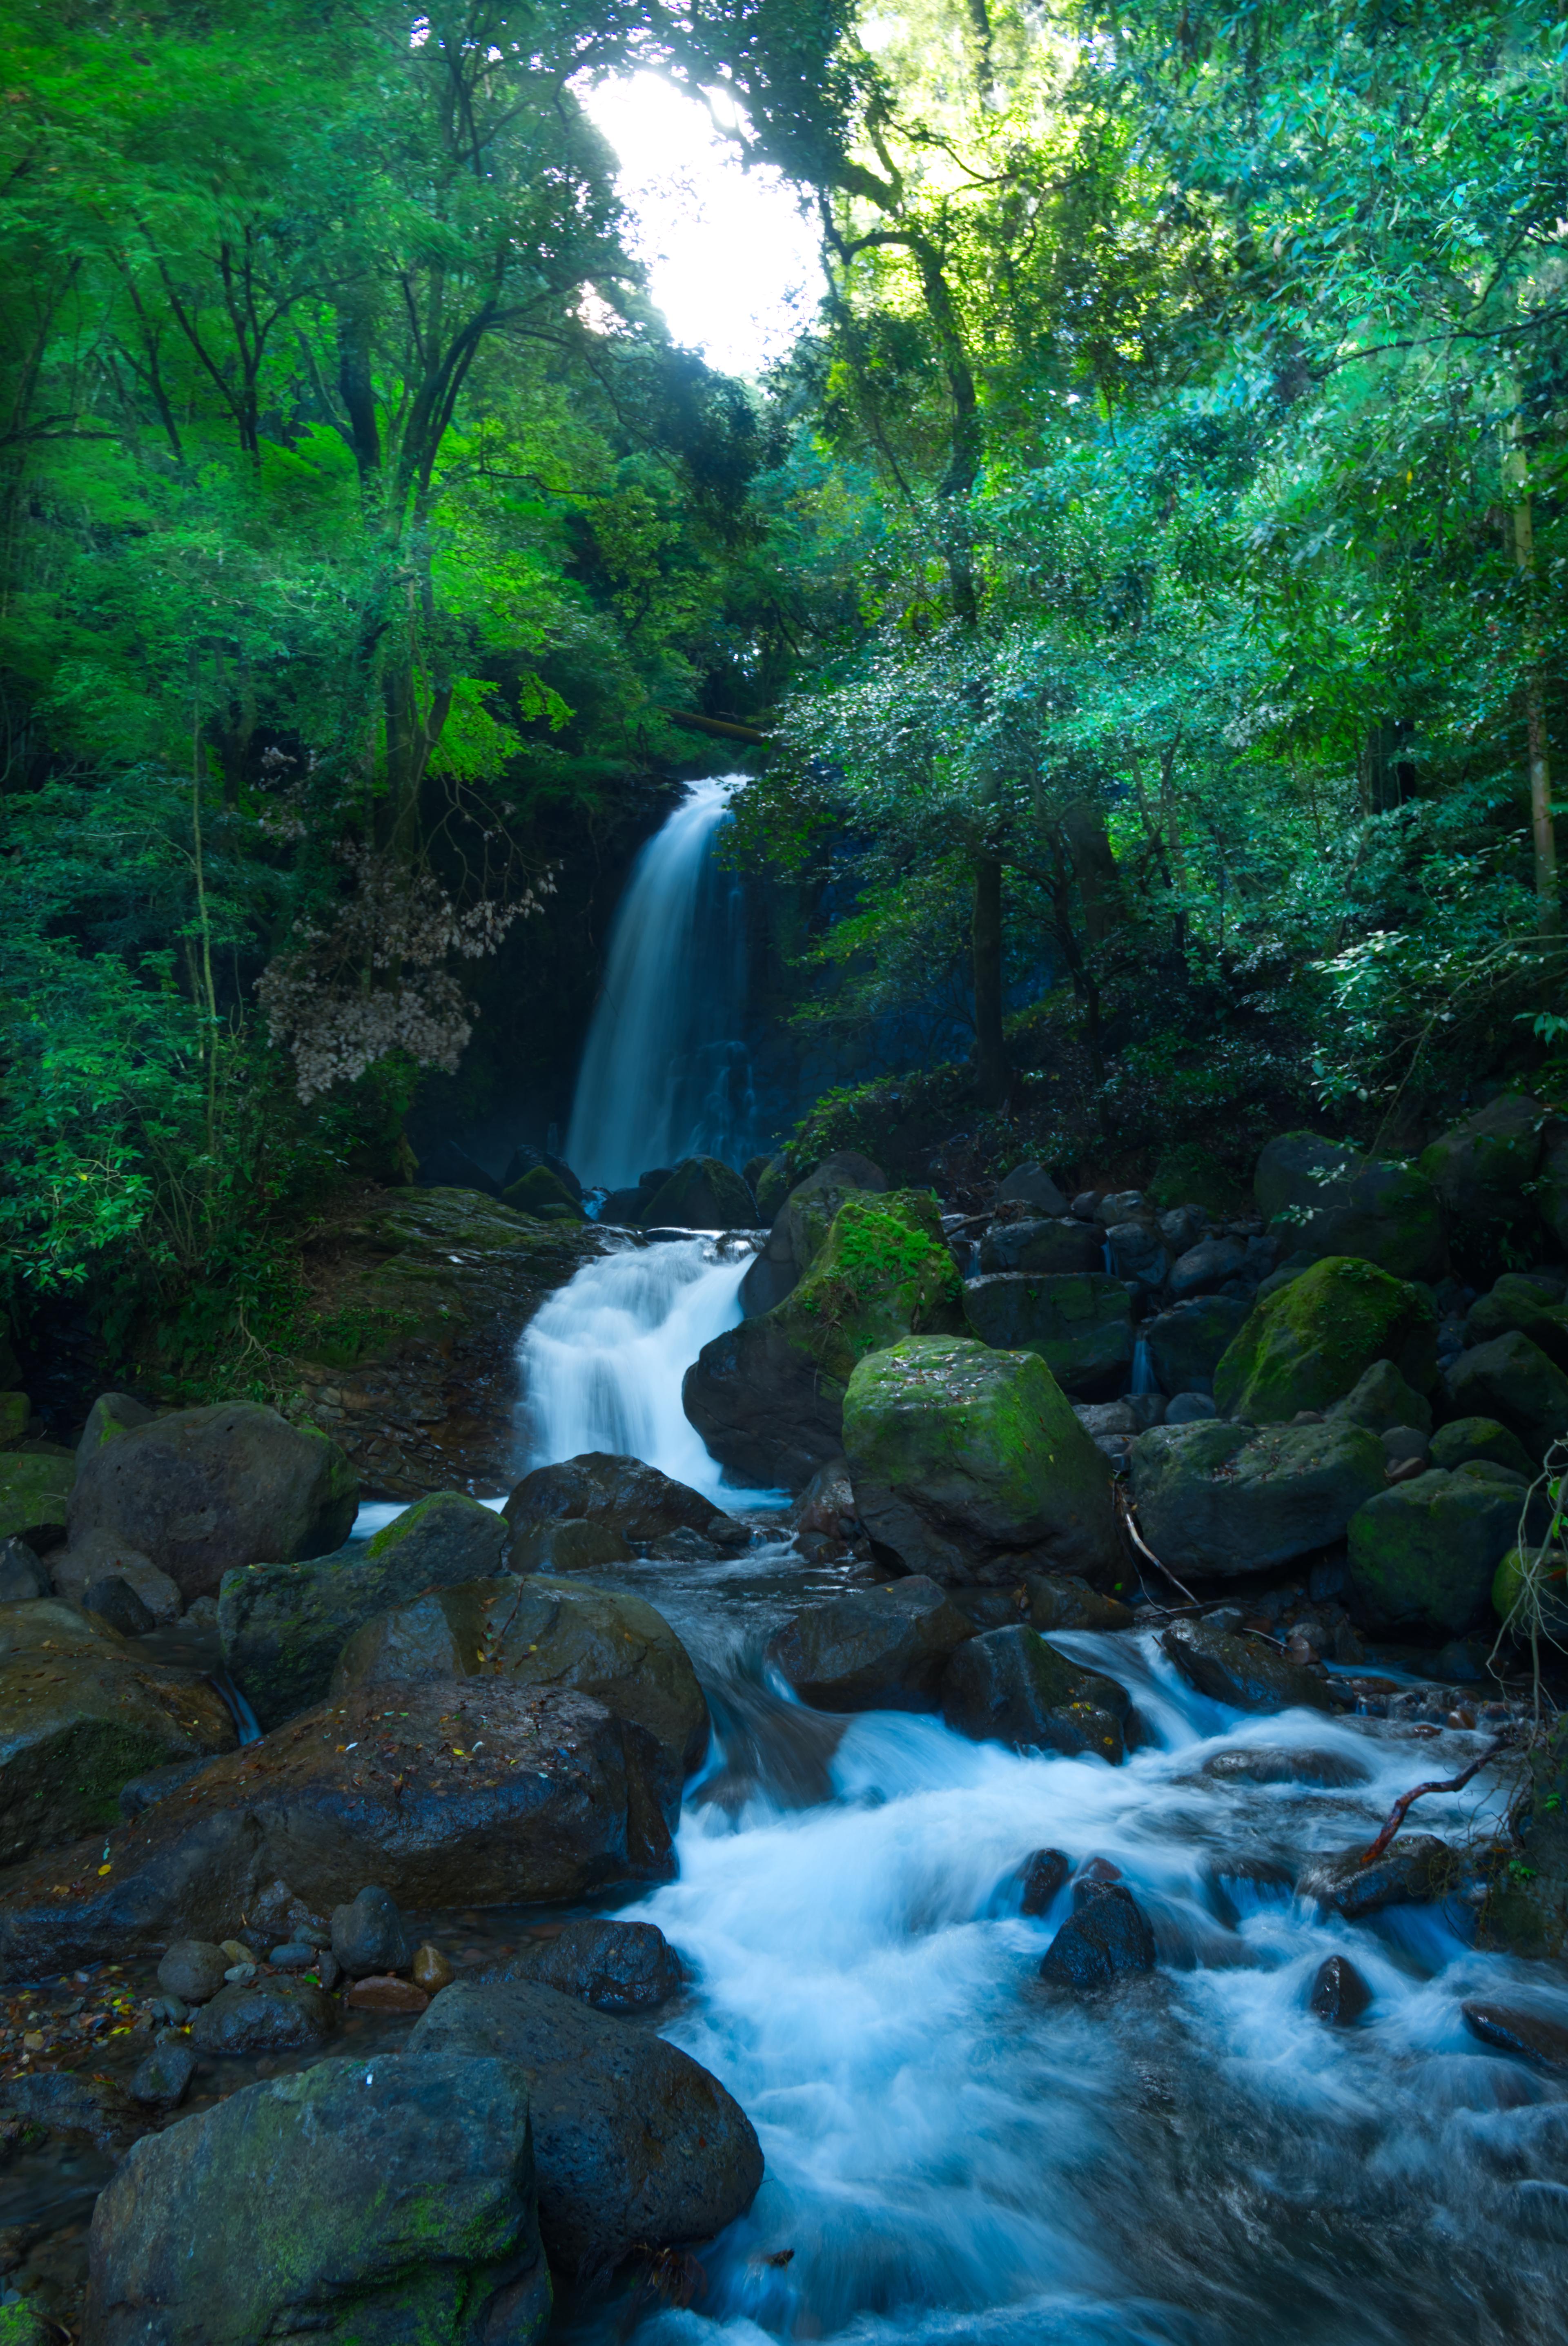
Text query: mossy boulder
0 1448 74 1549
1464 1273 1568 1369
1214 1256 1437 1424
84 2051 550 2346
1143 1295 1250 1395
939 1624 1130 1761
638 1155 756 1230
1328 1357 1433 1436
502 1165 584 1222
741 1149 886 1312
219 1489 508 1728
1477 1711 1568 1961
1129 1418 1386 1578
67 1401 356 1605
0 1600 236 1867
1492 1545 1568 1641
840 1335 1119 1586
684 1190 964 1488
961 1273 1135 1399
1347 1468 1526 1635
1418 1092 1546 1226
1431 1417 1534 1477
754 1153 801 1224
1443 1331 1568 1463
977 1219 1102 1276
1253 1131 1446 1281
330 1573 709 1809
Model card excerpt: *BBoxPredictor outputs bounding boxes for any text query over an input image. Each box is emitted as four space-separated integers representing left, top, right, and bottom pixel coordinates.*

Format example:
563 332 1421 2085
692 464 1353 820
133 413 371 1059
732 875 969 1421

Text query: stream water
559 1543 1568 2346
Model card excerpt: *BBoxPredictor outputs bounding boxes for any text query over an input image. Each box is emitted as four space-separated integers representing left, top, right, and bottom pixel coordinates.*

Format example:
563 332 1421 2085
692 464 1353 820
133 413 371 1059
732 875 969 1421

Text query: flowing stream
566 777 754 1190
557 1544 1568 2346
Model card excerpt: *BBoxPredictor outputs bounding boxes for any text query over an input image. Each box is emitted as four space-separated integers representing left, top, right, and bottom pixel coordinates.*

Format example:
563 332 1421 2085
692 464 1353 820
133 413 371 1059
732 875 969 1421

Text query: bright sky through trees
582 71 823 375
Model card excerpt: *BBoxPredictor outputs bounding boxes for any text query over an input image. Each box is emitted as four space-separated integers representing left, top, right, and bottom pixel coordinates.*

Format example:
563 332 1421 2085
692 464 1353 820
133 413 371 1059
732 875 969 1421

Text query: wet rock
189 1974 340 2055
961 1272 1135 1399
1143 1296 1250 1394
482 1918 684 2012
686 1190 965 1488
85 2050 550 2346
347 1973 428 2013
1381 1425 1431 1470
1018 1847 1070 1914
82 1573 156 1638
66 1399 356 1606
1214 1257 1437 1424
1021 1574 1135 1633
1169 1236 1248 1299
504 1451 746 1554
1166 1391 1218 1424
249 1877 330 1947
218 1487 508 1729
76 1391 156 1464
637 1155 756 1232
129 2040 196 2110
996 1162 1070 1216
1038 1883 1156 1991
157 1941 229 2005
413 1942 454 1992
330 1883 412 1978
788 1455 859 1542
0 1539 50 1603
49 1529 183 1626
1 2068 140 2155
268 1941 318 1968
1105 1222 1170 1292
940 1626 1129 1762
766 1576 977 1713
1429 1416 1535 1477
1443 1331 1568 1461
0 1448 74 1551
1309 1953 1371 2025
330 1574 709 1809
843 1337 1119 1586
1160 1619 1336 1714
1204 1745 1370 1787
978 1219 1101 1276
1476 1711 1568 1959
410 1977 762 2275
1346 1466 1525 1635
742 1152 886 1312
503 1163 584 1221
1419 1092 1546 1226
1461 2001 1568 2069
0 1681 675 1980
1297 1834 1456 1918
0 1600 236 1867
509 1517 633 1573
1130 1419 1386 1580
1252 1132 1447 1282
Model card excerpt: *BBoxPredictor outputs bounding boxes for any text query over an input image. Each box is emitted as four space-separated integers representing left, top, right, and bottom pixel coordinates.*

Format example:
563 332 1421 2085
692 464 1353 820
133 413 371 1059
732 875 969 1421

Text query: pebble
156 1941 228 2005
130 2039 197 2110
223 1963 258 1986
1309 1954 1371 2026
411 1943 453 1993
346 1974 429 2014
269 1943 318 1970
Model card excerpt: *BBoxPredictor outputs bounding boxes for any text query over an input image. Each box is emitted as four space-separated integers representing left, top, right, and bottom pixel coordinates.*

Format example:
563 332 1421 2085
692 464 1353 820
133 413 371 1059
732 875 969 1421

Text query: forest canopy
2 0 1564 1390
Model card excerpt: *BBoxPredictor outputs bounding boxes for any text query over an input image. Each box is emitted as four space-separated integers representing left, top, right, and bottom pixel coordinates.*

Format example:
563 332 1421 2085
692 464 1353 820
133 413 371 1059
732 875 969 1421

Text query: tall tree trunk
1510 455 1559 933
971 851 1007 1106
1060 800 1123 948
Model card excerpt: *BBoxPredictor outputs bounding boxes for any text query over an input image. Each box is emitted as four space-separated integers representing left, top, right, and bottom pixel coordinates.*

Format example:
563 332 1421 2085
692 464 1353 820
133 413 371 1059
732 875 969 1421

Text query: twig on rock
1114 1487 1200 1608
1358 1736 1509 1866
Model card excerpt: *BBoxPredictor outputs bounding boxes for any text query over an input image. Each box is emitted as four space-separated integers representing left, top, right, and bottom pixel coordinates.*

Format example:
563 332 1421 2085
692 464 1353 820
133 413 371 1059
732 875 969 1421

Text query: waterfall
517 1234 768 1499
566 775 753 1191
1130 1337 1158 1395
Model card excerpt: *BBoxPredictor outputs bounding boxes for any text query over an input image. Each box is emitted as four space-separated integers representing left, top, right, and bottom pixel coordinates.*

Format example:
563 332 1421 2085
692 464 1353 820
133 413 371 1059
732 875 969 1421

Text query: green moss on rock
1214 1255 1437 1423
1347 1469 1521 1635
0 1449 73 1547
502 1165 584 1221
781 1190 963 1388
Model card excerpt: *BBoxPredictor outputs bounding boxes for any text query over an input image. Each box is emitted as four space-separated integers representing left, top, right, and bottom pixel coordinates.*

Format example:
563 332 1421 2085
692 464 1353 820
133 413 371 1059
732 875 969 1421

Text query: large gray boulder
408 1978 764 2276
995 1162 1070 1216
1129 1419 1386 1579
503 1452 746 1556
1160 1617 1336 1712
0 1682 674 1981
977 1219 1101 1276
1142 1296 1249 1394
219 1489 508 1729
331 1574 710 1808
1464 1274 1568 1370
1418 1092 1546 1227
766 1576 977 1713
842 1337 1120 1586
85 2052 550 2346
638 1155 756 1231
960 1273 1135 1398
67 1401 356 1606
1252 1132 1446 1282
1346 1465 1532 1635
0 1601 235 1868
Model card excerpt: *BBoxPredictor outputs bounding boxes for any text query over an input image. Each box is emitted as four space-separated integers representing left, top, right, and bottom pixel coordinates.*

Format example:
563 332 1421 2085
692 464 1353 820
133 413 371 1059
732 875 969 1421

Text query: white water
567 776 754 1190
555 1547 1568 2346
517 1234 762 1500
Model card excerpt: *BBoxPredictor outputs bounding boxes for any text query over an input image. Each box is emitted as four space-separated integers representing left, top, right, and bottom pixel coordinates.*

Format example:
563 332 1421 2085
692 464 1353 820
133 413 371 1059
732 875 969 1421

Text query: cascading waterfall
517 1234 761 1498
566 775 754 1191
